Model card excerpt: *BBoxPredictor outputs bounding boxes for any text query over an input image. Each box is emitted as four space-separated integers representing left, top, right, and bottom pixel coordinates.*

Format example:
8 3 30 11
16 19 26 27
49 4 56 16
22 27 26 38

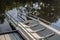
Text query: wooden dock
0 30 23 40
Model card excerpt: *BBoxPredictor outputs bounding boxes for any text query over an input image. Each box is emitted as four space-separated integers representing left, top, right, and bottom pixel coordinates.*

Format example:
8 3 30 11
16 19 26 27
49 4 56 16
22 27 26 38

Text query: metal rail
6 13 60 40
6 13 41 40
18 15 25 21
29 14 60 29
19 14 60 35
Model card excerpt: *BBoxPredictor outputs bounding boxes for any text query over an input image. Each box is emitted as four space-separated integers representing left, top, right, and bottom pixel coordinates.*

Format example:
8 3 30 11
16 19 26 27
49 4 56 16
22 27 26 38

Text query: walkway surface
0 31 23 40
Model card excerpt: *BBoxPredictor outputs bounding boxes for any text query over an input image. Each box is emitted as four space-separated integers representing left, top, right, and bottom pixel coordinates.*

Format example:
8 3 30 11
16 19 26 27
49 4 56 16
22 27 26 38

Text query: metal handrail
19 14 60 35
18 15 25 21
28 14 52 24
28 14 60 29
6 13 41 40
7 12 60 39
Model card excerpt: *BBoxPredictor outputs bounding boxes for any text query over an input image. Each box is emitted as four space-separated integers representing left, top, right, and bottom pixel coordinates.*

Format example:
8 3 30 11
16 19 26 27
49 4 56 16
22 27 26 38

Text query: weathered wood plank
0 35 5 40
5 34 11 40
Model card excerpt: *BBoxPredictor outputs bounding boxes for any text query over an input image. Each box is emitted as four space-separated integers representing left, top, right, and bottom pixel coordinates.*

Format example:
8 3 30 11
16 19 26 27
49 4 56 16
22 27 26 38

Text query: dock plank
0 35 5 40
5 34 11 40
